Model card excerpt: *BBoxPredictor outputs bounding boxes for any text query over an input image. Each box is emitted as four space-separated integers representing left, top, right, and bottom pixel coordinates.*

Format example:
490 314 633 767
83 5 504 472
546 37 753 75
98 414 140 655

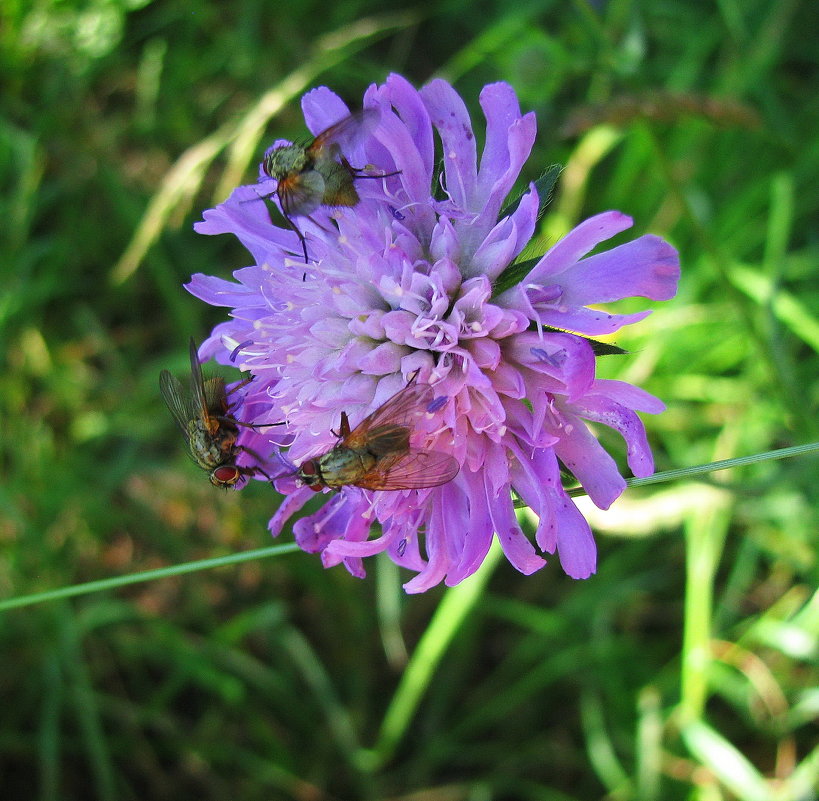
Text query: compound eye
211 465 241 487
298 460 324 491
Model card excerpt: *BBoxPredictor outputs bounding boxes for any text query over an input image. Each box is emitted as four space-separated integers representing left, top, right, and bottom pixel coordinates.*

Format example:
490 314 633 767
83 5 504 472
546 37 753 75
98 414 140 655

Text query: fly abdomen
316 446 378 489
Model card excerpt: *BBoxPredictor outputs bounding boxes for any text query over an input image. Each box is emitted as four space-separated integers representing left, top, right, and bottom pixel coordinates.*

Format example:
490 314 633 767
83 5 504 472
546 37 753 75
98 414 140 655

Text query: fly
159 339 274 487
262 109 398 261
297 379 459 492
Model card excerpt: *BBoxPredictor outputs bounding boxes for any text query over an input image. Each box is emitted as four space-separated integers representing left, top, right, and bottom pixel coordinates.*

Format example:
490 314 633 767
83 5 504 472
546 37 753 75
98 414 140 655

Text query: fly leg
280 208 310 264
330 411 352 440
236 444 274 483
340 155 401 181
231 419 286 431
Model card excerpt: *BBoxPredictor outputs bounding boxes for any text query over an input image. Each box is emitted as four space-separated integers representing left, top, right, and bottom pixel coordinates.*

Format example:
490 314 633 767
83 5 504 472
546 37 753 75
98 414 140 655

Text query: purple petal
553 498 597 579
268 486 314 537
185 273 260 308
466 216 519 280
430 217 461 261
483 448 546 576
572 395 656 478
334 554 367 579
403 502 450 594
512 446 560 552
527 211 634 283
477 83 529 196
294 498 343 553
508 445 550 519
486 478 546 575
508 445 596 579
444 473 494 584
357 341 408 375
420 79 477 211
464 337 501 369
301 87 350 137
368 74 435 207
532 306 652 336
508 332 596 400
590 379 666 414
503 186 540 262
474 83 537 238
323 499 399 558
552 413 626 509
194 184 298 264
557 235 680 305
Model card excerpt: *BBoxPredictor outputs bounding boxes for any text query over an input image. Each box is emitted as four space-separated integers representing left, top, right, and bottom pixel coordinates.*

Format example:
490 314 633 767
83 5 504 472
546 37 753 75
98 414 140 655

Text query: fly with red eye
159 339 280 488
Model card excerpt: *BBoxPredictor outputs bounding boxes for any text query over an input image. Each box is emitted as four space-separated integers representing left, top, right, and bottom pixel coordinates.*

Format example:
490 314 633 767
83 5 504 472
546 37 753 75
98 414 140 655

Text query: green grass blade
359 539 503 770
57 605 117 801
681 719 771 801
38 652 62 801
0 544 301 613
679 494 733 720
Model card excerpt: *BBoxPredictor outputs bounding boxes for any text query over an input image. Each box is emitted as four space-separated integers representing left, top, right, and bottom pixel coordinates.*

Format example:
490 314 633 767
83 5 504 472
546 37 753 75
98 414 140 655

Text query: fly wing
159 369 197 438
202 376 229 417
278 171 325 217
354 449 460 491
308 108 380 159
343 380 437 450
187 338 211 423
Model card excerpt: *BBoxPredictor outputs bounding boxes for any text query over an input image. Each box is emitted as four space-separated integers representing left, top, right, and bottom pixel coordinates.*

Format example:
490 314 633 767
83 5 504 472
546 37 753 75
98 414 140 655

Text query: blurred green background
1 0 817 799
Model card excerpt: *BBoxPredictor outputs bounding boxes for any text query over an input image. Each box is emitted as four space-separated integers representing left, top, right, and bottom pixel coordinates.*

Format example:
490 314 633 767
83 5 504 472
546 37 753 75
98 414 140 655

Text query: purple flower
187 74 680 592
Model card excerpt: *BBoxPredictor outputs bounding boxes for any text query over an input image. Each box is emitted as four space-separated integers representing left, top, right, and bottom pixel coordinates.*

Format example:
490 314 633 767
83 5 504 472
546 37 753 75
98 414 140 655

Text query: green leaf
538 324 629 357
491 256 540 298
492 164 563 297
532 163 563 219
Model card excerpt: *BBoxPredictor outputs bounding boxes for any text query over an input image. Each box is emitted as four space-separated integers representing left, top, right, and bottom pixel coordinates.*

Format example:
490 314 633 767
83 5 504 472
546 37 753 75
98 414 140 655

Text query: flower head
187 74 680 592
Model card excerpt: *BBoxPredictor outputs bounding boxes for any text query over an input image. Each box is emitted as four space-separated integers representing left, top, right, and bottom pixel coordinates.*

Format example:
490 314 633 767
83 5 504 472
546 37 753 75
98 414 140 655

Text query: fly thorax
264 146 311 180
210 418 239 452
